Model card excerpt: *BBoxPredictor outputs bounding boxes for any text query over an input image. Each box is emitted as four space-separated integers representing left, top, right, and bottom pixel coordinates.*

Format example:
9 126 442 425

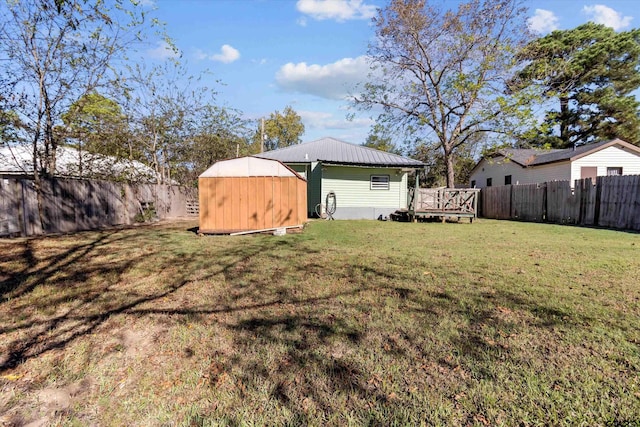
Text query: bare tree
0 0 155 230
355 0 533 187
123 62 217 185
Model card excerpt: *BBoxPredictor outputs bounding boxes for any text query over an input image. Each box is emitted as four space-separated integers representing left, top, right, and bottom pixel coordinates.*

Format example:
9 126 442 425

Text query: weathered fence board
480 175 640 231
481 186 511 219
0 176 197 237
511 184 545 221
597 174 640 230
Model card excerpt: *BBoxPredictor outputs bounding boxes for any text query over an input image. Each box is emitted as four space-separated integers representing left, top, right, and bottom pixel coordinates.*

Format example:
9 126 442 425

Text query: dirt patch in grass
1 219 639 425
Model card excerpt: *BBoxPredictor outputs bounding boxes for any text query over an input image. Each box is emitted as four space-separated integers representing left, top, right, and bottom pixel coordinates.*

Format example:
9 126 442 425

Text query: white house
469 138 640 188
0 144 159 183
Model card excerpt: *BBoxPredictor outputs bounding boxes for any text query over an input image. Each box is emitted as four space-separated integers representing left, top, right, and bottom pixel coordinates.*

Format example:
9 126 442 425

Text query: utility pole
260 118 265 153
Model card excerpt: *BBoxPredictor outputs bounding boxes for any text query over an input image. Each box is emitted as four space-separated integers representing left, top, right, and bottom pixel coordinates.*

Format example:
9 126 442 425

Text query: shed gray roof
491 139 639 167
255 137 424 168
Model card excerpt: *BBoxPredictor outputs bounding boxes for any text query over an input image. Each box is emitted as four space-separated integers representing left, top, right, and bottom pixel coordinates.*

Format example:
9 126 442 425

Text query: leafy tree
410 143 477 188
182 105 253 185
123 62 215 185
255 106 305 152
362 123 403 154
354 0 534 187
512 23 640 148
0 0 153 230
61 92 130 156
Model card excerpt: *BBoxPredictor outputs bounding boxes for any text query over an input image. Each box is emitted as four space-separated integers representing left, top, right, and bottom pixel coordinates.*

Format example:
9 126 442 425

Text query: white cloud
147 41 180 60
211 44 241 63
195 44 241 63
528 9 559 34
583 5 632 30
299 110 374 130
275 56 371 100
296 0 377 22
297 16 308 27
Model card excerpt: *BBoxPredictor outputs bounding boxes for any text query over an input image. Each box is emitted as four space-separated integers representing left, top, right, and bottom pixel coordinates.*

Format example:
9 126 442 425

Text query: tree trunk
559 96 569 148
444 148 455 188
32 133 47 235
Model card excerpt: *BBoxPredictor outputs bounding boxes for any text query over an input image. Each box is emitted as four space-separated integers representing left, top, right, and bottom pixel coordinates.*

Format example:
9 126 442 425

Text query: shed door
580 167 597 181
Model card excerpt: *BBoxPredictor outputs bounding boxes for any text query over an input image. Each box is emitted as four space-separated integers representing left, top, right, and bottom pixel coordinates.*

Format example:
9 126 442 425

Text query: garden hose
314 191 337 220
325 191 336 220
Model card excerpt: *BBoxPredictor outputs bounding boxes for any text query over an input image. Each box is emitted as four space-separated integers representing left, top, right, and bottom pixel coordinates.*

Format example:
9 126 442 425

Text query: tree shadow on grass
0 222 620 425
0 227 322 373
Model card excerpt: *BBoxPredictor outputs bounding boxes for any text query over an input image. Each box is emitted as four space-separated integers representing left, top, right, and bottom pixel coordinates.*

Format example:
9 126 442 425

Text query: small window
471 180 476 188
607 167 622 176
370 175 390 190
504 175 512 185
486 178 492 187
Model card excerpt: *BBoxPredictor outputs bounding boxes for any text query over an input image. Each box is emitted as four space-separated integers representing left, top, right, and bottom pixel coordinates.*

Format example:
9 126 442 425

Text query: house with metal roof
469 138 640 188
0 144 159 182
255 137 425 219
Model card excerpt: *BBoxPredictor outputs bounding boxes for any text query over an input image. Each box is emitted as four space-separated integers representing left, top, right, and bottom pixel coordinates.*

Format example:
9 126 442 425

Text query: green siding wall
309 162 322 214
321 166 408 208
288 164 307 178
283 163 410 218
288 162 322 216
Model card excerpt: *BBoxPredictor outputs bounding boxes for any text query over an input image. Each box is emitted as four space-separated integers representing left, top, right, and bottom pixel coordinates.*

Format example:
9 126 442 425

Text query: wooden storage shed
198 156 307 234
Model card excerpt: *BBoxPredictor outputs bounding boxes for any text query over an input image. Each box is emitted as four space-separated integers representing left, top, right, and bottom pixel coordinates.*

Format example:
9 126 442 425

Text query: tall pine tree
513 23 640 148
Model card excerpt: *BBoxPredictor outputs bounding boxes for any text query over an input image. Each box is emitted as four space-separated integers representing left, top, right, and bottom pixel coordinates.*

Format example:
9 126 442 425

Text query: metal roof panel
255 137 425 167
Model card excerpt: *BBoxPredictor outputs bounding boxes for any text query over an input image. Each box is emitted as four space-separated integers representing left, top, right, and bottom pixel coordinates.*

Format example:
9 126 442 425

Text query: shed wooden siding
198 176 306 233
321 166 408 208
570 146 640 181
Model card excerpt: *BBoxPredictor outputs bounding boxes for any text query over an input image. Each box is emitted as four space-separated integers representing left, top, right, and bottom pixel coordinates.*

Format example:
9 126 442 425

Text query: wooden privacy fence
480 175 640 231
0 176 198 237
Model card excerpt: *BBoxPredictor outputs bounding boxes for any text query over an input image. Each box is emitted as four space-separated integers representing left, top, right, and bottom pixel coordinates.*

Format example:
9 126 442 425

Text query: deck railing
409 188 480 217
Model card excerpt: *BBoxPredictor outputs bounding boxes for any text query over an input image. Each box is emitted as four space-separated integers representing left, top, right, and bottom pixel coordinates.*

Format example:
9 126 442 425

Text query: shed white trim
199 156 302 178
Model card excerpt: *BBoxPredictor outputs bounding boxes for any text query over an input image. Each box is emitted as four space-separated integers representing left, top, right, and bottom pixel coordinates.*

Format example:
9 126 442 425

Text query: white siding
470 157 570 188
321 166 408 208
469 157 530 188
400 172 408 208
571 145 640 182
471 143 640 189
528 161 571 183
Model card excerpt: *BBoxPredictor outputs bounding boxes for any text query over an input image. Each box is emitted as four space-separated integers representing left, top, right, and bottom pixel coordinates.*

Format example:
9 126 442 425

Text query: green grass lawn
1 219 639 426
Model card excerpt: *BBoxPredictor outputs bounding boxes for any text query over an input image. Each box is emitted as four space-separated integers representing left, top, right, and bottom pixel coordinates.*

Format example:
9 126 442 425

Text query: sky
145 0 639 144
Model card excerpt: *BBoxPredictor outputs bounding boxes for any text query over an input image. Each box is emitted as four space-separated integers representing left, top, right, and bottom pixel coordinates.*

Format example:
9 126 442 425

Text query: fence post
594 176 602 227
20 179 28 236
509 185 516 219
542 182 547 222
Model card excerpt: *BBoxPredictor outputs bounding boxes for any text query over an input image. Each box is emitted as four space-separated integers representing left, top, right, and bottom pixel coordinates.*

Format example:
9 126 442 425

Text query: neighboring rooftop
491 139 639 167
0 144 159 182
255 137 425 168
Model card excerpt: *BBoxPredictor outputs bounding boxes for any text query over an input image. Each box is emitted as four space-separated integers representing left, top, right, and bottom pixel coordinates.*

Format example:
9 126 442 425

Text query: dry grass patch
0 219 639 426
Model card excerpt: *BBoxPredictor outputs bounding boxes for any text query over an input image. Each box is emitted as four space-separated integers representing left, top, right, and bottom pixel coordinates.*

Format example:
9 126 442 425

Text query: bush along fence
480 175 640 231
0 176 198 237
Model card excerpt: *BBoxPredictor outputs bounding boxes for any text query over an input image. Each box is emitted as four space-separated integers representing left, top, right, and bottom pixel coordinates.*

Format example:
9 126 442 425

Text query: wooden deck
392 188 480 223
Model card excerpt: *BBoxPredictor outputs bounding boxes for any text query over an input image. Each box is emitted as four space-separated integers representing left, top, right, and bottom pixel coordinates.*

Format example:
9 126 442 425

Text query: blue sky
145 0 638 144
